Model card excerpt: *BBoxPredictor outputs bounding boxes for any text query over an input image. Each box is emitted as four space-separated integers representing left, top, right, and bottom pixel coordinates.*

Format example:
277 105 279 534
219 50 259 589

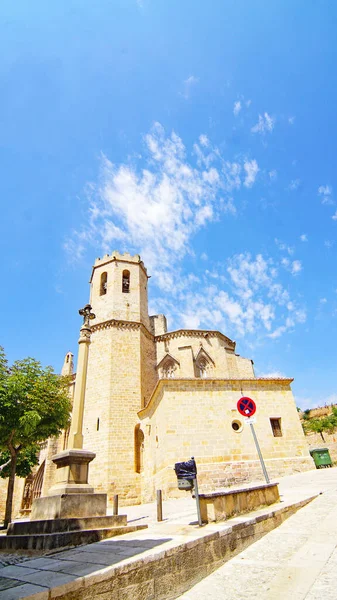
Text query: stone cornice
155 329 236 350
91 318 154 340
138 377 294 419
89 252 148 282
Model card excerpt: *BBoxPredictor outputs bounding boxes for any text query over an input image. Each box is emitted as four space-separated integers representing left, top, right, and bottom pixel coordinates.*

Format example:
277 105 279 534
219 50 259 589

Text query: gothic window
195 354 213 378
197 357 210 378
157 354 179 379
100 272 108 296
122 270 130 293
134 424 144 473
162 361 176 378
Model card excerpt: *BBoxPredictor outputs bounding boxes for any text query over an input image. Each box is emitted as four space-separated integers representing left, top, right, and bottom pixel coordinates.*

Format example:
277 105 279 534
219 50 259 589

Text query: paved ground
180 469 337 600
0 468 337 599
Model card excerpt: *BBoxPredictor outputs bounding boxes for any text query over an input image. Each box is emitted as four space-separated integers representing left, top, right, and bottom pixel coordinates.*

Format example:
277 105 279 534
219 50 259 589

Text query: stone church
0 251 313 519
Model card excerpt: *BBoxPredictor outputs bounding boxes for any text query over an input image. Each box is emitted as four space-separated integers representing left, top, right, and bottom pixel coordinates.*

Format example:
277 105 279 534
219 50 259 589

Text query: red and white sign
237 397 256 418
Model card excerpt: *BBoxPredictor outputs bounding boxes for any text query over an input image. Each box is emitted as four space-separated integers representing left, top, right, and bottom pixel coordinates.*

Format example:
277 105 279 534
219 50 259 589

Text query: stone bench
199 482 280 523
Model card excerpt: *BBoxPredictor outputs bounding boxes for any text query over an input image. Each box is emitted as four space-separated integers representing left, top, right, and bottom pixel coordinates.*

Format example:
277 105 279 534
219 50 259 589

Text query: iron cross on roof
79 304 96 327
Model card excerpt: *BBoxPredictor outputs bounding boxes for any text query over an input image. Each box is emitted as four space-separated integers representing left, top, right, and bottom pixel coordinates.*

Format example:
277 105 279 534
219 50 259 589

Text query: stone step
7 514 127 536
0 524 148 552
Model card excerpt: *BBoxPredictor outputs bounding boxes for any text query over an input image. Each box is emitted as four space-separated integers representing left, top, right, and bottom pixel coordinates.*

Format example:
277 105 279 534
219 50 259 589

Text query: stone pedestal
31 493 107 520
31 448 107 521
47 448 96 495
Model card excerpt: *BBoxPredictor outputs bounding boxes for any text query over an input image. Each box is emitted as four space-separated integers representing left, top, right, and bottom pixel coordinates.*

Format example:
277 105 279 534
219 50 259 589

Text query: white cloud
251 112 274 135
65 124 305 342
281 256 302 275
325 240 334 248
288 179 300 191
320 298 327 304
291 260 302 275
300 234 308 242
258 371 285 378
233 101 242 116
269 169 277 181
295 393 337 410
65 122 259 275
243 159 259 188
288 116 295 125
318 185 333 204
180 75 199 100
332 211 337 221
275 238 294 255
199 134 209 147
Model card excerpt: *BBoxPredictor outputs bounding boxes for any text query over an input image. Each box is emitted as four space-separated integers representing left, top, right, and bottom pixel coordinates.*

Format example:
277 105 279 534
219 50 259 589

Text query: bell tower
89 251 150 328
81 252 156 505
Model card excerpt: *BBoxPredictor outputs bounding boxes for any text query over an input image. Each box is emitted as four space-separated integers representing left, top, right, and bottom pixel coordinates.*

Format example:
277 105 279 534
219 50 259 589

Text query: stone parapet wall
45 497 314 600
140 456 313 503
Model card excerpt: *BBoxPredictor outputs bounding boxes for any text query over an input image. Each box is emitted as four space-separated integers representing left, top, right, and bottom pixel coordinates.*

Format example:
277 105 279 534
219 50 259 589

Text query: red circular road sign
237 397 256 417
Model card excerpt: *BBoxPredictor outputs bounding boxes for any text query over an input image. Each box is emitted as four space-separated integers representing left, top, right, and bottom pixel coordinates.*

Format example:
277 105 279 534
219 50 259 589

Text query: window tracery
195 348 214 378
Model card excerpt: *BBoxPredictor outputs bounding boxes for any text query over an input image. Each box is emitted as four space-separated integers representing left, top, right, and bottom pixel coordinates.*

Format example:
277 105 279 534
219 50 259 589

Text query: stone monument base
31 492 107 520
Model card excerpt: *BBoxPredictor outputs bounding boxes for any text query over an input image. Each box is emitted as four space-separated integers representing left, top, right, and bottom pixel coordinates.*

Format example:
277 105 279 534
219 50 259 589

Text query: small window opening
270 418 282 437
122 270 130 293
66 355 69 363
232 420 243 432
97 418 100 431
134 424 144 473
100 272 108 296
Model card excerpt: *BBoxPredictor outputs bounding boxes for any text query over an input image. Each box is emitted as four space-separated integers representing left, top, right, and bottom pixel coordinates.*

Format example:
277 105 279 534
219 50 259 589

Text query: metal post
250 423 270 484
193 477 203 526
113 494 118 516
156 489 163 522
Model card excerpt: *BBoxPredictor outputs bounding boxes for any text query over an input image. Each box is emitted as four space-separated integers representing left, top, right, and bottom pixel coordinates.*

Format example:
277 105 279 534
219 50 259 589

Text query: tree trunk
4 453 17 528
320 431 325 442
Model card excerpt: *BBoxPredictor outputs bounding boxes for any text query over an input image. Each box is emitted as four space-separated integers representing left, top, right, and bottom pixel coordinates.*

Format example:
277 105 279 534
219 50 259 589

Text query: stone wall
48 497 313 600
139 378 313 501
155 331 254 380
82 324 144 505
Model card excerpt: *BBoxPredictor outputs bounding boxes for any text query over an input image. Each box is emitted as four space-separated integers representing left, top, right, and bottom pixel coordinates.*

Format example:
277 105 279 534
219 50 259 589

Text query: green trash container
309 448 332 468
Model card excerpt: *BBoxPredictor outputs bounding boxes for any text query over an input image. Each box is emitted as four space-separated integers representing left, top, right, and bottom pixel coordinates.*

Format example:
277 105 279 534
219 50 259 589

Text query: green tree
303 417 330 441
0 347 72 527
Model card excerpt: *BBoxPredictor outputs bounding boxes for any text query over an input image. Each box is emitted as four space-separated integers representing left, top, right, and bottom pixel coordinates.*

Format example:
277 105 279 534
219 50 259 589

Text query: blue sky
1 0 337 409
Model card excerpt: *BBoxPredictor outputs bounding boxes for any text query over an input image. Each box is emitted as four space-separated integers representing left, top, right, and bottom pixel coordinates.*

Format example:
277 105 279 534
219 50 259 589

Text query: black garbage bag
174 458 197 480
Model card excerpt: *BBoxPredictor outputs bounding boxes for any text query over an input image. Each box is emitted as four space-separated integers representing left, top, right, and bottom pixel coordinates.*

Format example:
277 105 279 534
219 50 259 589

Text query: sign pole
237 396 270 485
249 422 270 484
193 477 203 527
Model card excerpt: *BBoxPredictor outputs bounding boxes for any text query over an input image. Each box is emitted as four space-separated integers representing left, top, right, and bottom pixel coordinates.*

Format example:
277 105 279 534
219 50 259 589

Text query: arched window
195 349 214 378
134 424 144 473
122 270 130 293
162 361 176 378
100 272 108 296
197 357 209 378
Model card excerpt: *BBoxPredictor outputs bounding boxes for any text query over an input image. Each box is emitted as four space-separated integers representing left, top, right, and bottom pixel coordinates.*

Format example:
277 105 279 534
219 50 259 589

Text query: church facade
57 250 312 506
0 251 313 520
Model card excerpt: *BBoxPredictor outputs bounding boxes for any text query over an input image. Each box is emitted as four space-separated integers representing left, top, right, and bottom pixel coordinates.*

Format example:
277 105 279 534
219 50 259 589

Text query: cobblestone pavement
0 554 29 568
179 478 337 600
1 468 337 599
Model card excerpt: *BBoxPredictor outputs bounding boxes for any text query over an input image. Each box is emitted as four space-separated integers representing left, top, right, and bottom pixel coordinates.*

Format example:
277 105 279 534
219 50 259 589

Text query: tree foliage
0 347 72 526
0 445 40 479
302 407 337 441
